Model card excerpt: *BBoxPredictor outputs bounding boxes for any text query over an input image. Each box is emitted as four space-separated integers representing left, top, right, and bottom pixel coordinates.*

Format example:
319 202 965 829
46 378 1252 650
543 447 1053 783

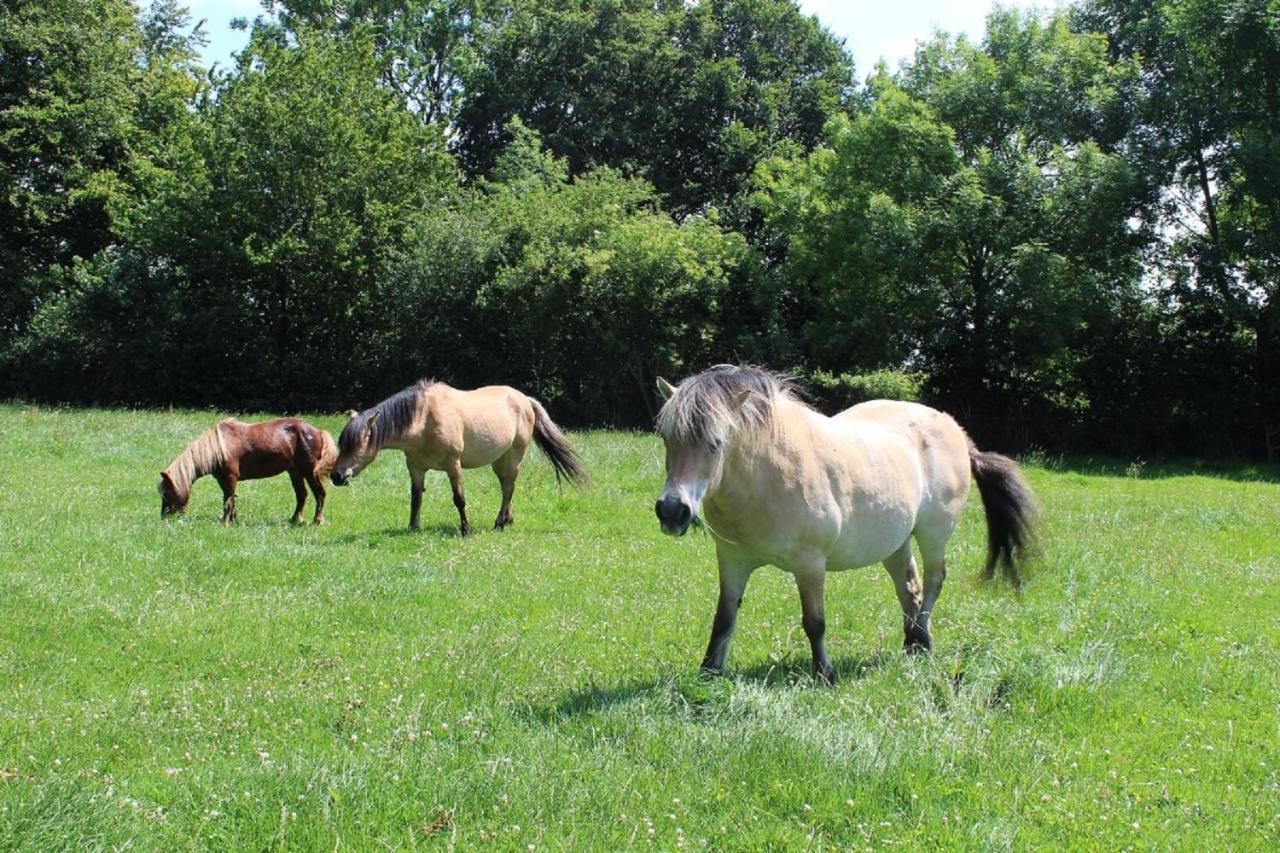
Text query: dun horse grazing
159 418 337 525
654 365 1038 684
330 380 587 535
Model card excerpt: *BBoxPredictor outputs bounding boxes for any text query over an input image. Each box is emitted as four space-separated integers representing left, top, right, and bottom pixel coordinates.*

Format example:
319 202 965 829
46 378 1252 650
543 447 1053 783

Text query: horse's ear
367 410 380 427
345 409 358 421
159 471 172 484
733 389 752 411
656 377 677 400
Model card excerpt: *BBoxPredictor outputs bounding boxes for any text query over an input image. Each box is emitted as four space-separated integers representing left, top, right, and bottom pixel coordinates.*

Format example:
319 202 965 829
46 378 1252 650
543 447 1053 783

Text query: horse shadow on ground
326 522 462 544
524 650 894 725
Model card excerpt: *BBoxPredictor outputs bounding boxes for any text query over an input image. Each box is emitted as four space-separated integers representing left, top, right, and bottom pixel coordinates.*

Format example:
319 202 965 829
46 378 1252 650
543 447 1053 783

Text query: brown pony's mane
656 365 802 445
339 379 436 455
161 420 230 501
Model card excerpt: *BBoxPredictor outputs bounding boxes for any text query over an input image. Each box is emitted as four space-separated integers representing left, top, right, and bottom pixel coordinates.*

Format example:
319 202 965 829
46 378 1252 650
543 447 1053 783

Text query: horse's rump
314 425 340 479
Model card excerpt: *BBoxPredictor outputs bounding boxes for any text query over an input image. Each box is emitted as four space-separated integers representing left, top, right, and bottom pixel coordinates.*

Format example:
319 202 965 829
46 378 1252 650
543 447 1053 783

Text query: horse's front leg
407 463 425 532
289 470 307 525
701 556 755 676
794 565 836 684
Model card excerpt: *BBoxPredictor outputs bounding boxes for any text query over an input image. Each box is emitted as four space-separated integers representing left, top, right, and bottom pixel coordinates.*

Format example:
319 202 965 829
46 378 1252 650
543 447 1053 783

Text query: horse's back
425 384 533 467
835 400 972 529
222 417 334 479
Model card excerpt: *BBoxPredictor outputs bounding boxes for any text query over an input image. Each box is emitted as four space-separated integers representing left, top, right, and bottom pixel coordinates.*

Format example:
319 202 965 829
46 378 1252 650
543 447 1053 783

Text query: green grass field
1 405 1278 849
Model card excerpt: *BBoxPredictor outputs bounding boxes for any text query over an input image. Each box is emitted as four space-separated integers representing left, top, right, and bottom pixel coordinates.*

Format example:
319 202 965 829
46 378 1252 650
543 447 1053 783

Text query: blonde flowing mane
656 365 801 445
162 420 230 500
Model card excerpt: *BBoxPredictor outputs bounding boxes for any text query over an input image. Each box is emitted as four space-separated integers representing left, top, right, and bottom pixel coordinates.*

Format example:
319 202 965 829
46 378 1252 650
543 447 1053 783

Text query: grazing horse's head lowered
158 471 186 517
332 379 586 534
653 365 791 536
331 409 380 485
332 382 432 486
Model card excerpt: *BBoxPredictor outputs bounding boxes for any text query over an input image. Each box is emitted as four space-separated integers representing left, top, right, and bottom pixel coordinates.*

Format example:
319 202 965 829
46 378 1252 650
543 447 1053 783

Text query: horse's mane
655 365 801 444
162 420 229 499
340 379 436 454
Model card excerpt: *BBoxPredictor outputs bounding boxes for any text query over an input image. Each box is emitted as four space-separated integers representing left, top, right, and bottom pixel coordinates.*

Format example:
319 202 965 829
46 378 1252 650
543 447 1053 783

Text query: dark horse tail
970 448 1039 585
530 399 589 486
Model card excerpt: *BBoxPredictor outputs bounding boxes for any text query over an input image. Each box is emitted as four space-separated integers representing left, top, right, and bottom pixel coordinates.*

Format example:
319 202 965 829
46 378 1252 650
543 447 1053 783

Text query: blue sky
798 1 1051 72
188 1 1054 74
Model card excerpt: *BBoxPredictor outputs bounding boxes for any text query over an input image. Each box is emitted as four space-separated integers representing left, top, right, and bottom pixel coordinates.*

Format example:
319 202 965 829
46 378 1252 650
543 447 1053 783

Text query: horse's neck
713 405 828 506
380 401 431 451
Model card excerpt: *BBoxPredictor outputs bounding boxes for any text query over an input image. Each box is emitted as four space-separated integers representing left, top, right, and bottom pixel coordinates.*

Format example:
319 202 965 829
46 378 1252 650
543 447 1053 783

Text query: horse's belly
823 505 916 571
459 432 515 468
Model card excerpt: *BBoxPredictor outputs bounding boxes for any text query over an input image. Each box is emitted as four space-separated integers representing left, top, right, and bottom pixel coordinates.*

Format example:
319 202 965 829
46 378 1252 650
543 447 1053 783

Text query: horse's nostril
656 496 692 527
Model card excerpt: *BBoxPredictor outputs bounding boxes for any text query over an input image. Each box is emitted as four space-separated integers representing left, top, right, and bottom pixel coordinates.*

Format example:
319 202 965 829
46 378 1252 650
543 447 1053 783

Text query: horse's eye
708 438 724 453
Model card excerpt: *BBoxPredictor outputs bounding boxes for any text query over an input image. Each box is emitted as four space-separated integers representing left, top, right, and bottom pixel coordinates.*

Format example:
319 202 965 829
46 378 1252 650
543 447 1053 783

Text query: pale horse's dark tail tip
969 449 1040 586
530 398 590 487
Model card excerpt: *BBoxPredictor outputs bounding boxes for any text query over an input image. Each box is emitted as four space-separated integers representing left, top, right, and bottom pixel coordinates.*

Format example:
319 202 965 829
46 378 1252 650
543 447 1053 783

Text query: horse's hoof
903 639 933 655
460 524 471 537
313 516 325 526
291 516 305 526
815 664 837 686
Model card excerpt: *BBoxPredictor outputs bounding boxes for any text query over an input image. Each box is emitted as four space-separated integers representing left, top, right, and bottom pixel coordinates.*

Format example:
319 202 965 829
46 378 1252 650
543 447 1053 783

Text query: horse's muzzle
331 470 350 486
655 494 692 536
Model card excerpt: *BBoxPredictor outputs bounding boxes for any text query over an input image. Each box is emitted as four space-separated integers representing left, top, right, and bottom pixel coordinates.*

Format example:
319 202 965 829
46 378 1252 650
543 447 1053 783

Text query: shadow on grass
1026 453 1280 483
327 522 462 543
526 650 894 725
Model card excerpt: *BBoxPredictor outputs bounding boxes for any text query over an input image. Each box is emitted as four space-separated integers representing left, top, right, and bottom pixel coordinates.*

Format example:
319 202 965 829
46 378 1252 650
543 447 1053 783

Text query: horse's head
331 409 380 485
653 375 752 536
158 471 186 517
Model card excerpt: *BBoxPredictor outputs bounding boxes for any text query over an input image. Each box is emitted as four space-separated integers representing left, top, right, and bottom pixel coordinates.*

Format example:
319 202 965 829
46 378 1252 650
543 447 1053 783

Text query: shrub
806 369 926 412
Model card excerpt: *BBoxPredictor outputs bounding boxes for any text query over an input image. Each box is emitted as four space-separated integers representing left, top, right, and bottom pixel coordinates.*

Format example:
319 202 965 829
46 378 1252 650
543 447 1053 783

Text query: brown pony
159 418 337 525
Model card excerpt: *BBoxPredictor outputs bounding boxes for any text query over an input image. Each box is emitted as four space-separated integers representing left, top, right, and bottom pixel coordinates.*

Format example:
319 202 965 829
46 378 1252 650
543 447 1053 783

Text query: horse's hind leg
491 451 522 530
883 541 928 652
914 522 956 650
289 470 307 525
445 460 470 536
305 471 327 525
217 473 238 525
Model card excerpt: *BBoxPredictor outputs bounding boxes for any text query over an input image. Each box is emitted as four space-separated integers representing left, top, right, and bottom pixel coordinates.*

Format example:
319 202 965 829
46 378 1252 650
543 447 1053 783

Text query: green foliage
381 123 753 421
757 14 1153 446
0 0 152 334
451 0 853 218
807 369 926 412
2 0 1279 454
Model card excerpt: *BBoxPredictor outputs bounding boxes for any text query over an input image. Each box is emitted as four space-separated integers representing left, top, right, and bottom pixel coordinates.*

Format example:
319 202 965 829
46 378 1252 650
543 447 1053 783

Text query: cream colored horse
331 380 586 534
654 365 1037 683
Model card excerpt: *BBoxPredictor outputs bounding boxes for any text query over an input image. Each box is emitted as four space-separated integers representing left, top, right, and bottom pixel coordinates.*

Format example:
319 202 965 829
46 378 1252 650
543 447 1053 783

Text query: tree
0 0 147 336
1076 0 1280 454
758 11 1153 446
274 0 485 126
383 121 755 422
452 0 852 219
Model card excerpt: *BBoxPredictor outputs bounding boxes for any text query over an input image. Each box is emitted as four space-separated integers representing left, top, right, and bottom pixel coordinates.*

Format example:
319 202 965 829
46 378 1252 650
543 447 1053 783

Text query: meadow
1 405 1278 850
